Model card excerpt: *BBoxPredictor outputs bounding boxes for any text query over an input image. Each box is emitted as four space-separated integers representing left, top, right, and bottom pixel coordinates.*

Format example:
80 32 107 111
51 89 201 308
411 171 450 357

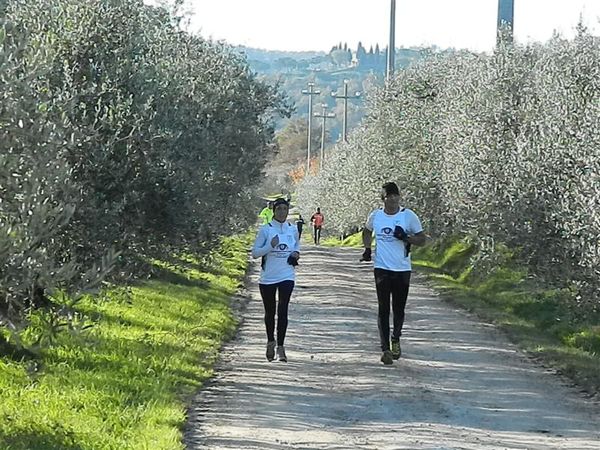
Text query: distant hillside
236 46 325 65
241 43 441 194
236 43 431 140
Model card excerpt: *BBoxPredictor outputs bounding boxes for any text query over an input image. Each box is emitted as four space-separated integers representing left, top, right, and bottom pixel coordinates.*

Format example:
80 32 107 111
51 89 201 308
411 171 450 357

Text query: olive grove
1 0 286 337
297 30 600 311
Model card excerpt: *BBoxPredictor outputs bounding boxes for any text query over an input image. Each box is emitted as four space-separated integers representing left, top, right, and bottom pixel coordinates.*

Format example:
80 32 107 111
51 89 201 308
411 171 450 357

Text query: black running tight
259 280 295 346
313 226 321 244
374 268 411 351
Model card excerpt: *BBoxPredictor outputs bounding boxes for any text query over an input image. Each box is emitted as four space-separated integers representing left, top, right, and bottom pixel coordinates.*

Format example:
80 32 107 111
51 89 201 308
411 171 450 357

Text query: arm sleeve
364 210 376 231
251 226 272 258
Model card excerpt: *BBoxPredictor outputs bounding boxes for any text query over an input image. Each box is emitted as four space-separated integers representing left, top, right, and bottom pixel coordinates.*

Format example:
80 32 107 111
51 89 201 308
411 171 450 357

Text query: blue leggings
259 280 295 346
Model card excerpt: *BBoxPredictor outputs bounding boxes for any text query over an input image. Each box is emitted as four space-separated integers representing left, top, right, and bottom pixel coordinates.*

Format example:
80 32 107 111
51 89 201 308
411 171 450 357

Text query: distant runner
258 201 273 225
310 207 324 245
296 214 306 239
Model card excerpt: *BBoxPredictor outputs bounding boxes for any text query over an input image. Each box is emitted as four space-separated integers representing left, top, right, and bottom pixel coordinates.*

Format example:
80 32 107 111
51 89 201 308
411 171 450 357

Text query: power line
386 0 396 80
331 80 361 143
301 82 321 174
313 104 335 170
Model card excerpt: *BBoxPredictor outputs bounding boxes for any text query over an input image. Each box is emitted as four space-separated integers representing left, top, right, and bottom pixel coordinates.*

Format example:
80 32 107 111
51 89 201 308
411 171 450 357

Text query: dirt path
185 245 600 449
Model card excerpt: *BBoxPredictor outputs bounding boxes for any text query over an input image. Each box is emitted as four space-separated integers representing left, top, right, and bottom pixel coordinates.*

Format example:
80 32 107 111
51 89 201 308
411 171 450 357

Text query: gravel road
185 245 600 450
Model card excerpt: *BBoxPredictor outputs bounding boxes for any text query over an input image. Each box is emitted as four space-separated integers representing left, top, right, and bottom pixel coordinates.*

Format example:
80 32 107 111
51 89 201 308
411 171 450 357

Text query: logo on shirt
278 243 288 251
378 226 397 243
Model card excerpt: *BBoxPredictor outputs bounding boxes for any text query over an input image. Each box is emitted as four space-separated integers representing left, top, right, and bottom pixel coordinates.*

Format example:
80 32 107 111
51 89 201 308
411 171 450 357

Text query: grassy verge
326 232 600 396
0 233 252 450
321 232 363 248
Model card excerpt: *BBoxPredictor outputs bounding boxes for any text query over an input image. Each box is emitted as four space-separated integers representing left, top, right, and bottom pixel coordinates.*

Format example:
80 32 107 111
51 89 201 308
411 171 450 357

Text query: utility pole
497 0 514 45
301 82 321 174
313 104 335 170
386 0 396 80
331 80 361 143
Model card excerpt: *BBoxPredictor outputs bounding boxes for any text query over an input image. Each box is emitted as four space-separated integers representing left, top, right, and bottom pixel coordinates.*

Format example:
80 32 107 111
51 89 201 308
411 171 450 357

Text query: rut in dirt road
185 245 600 450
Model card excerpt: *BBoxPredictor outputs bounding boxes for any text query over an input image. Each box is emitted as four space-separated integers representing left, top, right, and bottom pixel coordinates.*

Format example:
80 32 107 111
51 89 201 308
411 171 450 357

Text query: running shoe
266 341 276 361
277 346 287 362
391 340 401 359
381 350 393 365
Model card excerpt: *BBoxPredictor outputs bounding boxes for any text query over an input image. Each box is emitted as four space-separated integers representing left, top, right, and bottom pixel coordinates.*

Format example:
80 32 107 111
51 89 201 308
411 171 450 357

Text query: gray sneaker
266 341 276 361
381 350 393 365
277 346 287 362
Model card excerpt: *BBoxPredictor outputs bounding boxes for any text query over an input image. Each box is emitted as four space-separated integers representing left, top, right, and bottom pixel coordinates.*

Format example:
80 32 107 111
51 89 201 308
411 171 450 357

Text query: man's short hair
273 197 289 209
381 182 400 197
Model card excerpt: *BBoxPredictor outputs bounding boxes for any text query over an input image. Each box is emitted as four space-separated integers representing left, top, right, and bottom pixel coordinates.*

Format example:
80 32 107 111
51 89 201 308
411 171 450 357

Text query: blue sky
153 0 600 53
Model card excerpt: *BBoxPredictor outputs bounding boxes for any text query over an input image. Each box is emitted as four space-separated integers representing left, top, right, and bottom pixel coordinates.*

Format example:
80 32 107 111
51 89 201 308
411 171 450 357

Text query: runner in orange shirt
310 208 324 245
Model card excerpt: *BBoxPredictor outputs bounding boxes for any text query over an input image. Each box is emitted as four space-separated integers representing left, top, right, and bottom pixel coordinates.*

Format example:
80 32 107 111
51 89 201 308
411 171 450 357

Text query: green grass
0 234 252 450
330 231 600 395
321 232 363 248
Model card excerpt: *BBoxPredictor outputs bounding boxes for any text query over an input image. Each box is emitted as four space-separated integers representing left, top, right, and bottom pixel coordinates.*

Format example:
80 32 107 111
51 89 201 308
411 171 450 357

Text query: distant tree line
247 43 427 74
330 41 387 69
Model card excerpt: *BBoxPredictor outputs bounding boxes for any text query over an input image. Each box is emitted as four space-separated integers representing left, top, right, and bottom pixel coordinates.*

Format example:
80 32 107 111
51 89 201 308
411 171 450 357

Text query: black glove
394 225 411 257
287 254 299 266
393 225 409 242
360 248 372 262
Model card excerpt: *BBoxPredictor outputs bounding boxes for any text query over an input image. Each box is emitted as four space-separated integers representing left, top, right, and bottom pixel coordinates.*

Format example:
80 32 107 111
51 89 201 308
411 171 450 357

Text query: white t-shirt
251 220 300 284
365 208 423 272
